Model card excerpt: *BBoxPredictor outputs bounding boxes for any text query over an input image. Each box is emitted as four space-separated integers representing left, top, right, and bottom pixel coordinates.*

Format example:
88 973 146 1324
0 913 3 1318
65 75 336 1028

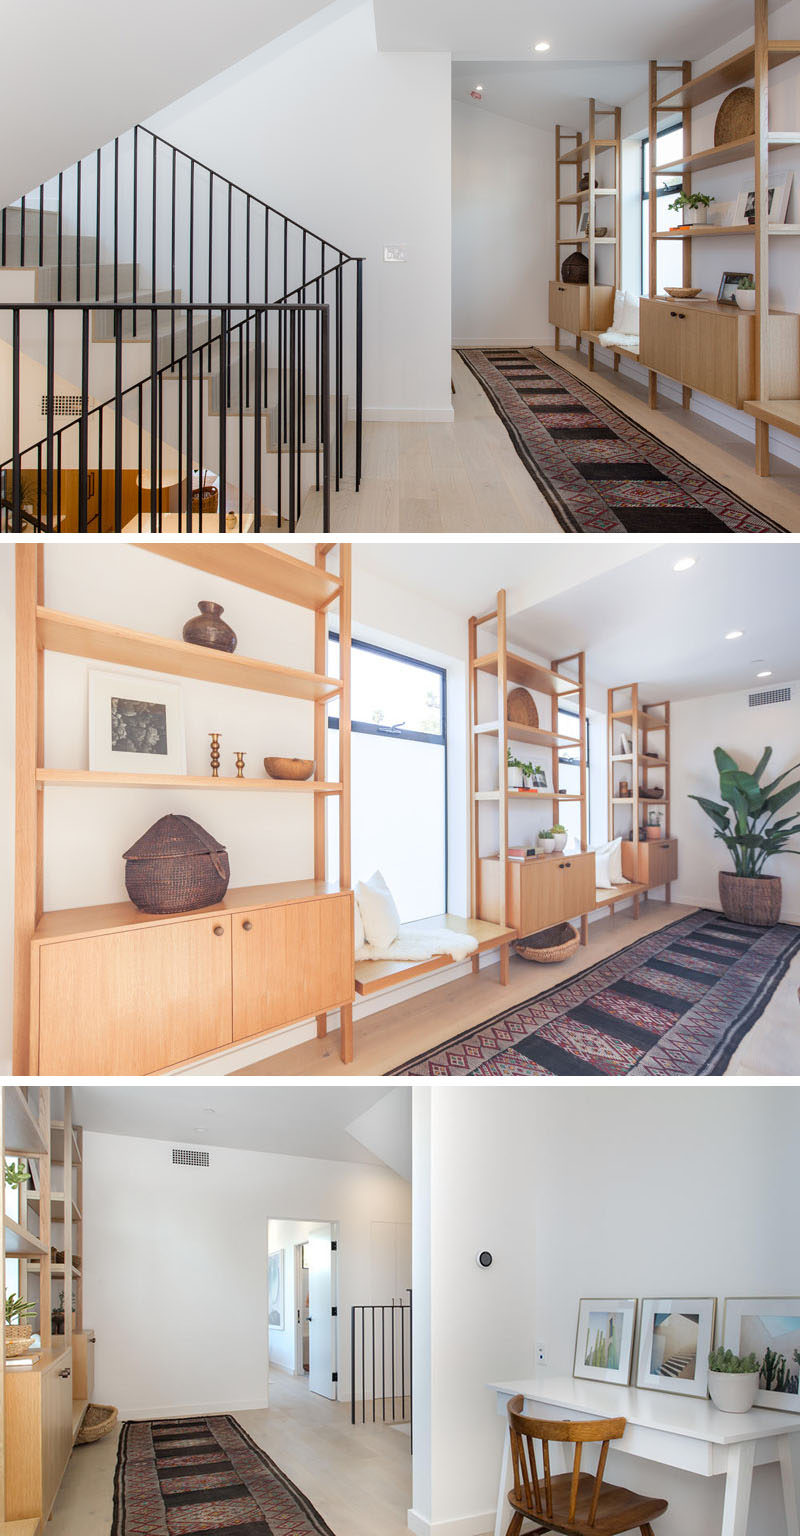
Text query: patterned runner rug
391 910 800 1077
112 1414 336 1536
458 347 786 533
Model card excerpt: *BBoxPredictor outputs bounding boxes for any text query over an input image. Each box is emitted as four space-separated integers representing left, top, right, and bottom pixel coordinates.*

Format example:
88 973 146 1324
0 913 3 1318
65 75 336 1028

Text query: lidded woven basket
561 250 589 284
123 814 230 914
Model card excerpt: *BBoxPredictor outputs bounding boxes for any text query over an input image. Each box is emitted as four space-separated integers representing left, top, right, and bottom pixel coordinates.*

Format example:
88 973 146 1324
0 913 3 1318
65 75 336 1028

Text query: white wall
83 1129 410 1418
452 102 554 346
671 683 800 923
412 1083 800 1536
147 1 454 423
268 1217 318 1372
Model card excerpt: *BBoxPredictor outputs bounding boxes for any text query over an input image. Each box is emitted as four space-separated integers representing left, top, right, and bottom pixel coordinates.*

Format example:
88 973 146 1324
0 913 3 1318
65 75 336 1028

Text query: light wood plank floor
48 1371 411 1536
298 347 800 533
235 900 800 1077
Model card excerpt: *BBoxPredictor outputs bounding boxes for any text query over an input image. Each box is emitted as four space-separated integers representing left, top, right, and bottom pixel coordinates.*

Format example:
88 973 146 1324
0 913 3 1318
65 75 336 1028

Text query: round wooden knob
242 920 253 932
213 925 225 937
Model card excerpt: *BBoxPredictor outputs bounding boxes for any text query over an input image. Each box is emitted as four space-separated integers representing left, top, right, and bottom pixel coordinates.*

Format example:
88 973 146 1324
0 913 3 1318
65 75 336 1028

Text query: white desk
489 1376 800 1536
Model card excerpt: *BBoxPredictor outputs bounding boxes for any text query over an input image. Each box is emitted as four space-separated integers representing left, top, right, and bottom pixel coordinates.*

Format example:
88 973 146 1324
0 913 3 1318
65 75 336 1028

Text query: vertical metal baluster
356 258 363 492
113 139 119 303
177 354 183 532
197 327 204 526
151 134 157 306
315 279 321 491
114 305 123 531
361 1308 366 1425
78 310 89 531
301 232 307 446
19 194 25 266
282 222 288 441
218 308 227 531
227 182 232 305
189 159 195 305
264 210 270 405
390 1305 395 1424
95 148 101 301
335 260 343 489
381 1308 386 1421
400 1303 405 1421
57 433 62 530
97 411 104 531
371 1306 376 1423
253 308 262 532
158 372 164 531
238 320 244 530
57 172 63 301
150 308 158 530
321 303 330 534
1 206 6 266
11 309 20 530
75 160 81 301
36 444 42 531
276 307 282 528
208 170 214 369
46 308 55 532
350 1308 356 1427
38 184 45 268
137 383 143 531
289 307 297 532
186 307 193 533
132 126 138 333
170 145 177 363
245 195 251 305
408 1290 413 1452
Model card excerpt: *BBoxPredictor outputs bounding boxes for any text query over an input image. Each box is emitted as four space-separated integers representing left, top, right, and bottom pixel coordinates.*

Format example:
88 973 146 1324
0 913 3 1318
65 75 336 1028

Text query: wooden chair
504 1395 668 1536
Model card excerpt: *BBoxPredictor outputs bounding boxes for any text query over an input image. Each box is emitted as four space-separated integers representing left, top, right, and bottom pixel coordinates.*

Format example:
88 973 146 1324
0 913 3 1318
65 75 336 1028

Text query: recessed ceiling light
673 557 695 572
202 1107 217 1115
533 40 551 52
756 670 773 678
194 1126 208 1134
725 630 744 640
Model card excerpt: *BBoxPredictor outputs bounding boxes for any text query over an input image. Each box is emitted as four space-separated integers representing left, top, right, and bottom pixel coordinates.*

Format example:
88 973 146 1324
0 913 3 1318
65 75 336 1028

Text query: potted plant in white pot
551 823 568 852
707 1346 760 1413
507 748 524 790
735 275 756 312
5 1292 38 1357
667 190 715 226
537 828 556 854
689 746 800 926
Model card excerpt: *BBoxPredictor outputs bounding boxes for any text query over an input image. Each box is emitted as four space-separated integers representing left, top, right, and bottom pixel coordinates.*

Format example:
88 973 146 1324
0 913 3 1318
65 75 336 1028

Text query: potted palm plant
690 747 800 925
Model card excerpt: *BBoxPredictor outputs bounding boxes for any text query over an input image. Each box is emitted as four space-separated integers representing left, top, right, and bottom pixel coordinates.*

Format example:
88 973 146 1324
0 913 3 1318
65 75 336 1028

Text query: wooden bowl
264 757 315 781
664 286 702 299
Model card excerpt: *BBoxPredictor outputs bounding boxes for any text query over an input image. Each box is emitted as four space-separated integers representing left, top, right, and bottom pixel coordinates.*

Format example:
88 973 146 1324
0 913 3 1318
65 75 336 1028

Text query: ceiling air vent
171 1148 209 1168
748 685 791 708
41 394 85 416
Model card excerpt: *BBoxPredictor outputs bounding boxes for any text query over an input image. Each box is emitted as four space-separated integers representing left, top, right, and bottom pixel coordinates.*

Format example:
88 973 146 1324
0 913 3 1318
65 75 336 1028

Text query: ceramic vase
182 601 237 653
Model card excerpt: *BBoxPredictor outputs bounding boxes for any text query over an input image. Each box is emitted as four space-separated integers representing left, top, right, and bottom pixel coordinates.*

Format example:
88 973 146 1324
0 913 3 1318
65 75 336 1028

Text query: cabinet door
519 853 595 933
42 1362 73 1519
682 311 741 405
645 839 678 888
232 895 353 1042
38 915 233 1074
640 301 684 382
549 281 587 334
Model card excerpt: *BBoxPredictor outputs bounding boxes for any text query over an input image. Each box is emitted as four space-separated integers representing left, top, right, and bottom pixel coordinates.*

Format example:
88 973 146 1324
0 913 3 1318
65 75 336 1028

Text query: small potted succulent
667 190 715 226
537 828 556 854
707 1346 760 1413
735 275 756 312
6 1292 38 1357
551 823 568 852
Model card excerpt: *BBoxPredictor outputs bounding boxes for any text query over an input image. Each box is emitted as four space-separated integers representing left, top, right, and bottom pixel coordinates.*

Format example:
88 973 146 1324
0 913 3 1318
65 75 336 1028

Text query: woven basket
76 1404 118 1445
714 87 755 146
515 922 579 964
192 485 219 522
507 687 539 730
123 814 230 914
719 872 781 927
5 1324 33 1358
561 251 589 284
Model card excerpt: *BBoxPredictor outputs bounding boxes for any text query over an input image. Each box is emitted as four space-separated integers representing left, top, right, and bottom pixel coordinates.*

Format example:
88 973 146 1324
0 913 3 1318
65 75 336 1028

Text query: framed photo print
89 670 187 774
533 764 548 790
723 1298 800 1412
268 1251 285 1329
636 1297 716 1398
573 1298 637 1385
576 209 590 238
717 271 753 305
734 171 793 227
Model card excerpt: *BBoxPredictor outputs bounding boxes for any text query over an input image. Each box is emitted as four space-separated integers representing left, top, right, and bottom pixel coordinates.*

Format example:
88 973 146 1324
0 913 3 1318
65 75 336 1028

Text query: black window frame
557 702 591 846
641 123 684 293
328 632 448 911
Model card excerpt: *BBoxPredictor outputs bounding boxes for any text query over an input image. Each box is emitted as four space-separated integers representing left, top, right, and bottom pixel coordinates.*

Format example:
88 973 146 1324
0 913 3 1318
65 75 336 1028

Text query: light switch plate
536 1342 547 1365
384 244 408 263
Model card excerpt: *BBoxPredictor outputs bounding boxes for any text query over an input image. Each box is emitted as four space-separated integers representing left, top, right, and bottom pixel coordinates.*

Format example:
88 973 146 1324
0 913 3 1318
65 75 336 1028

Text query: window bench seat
354 915 517 996
583 330 640 371
594 881 649 917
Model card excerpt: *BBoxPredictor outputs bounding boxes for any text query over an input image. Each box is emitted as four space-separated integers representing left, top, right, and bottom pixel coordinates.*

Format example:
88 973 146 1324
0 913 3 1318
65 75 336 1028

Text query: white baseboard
452 338 552 349
122 1396 270 1420
359 406 455 423
407 1508 494 1536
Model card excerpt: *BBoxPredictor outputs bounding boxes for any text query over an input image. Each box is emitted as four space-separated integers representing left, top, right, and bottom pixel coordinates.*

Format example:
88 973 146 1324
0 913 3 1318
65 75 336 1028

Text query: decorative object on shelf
234 751 246 779
507 686 539 729
576 209 590 238
536 829 555 853
533 765 548 790
89 670 187 775
664 286 702 299
573 1297 637 1386
209 732 221 778
182 600 237 654
561 250 589 283
268 1250 285 1328
618 779 630 798
647 809 663 840
639 785 664 800
578 172 598 191
76 1404 119 1444
636 1297 716 1400
595 226 609 238
5 1293 37 1357
123 813 231 914
264 756 315 781
735 275 756 312
689 745 800 926
618 732 633 755
551 823 568 852
721 1298 800 1413
707 1348 760 1413
515 921 579 964
507 750 525 790
4 1157 28 1189
734 170 793 228
714 85 755 145
667 191 715 227
191 468 219 523
717 270 754 305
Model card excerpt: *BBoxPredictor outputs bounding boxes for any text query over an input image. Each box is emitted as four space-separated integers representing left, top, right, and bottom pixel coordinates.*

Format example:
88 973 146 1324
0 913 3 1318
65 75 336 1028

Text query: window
327 636 447 922
556 707 589 849
641 125 685 296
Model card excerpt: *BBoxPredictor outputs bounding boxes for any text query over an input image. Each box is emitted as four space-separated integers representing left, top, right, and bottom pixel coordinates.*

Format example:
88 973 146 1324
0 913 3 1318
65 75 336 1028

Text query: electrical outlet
536 1342 547 1366
384 244 408 263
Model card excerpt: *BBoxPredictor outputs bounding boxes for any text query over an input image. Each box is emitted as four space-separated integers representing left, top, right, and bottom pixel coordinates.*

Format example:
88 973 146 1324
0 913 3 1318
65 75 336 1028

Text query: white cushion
612 289 626 330
355 870 401 949
593 836 628 888
621 291 640 336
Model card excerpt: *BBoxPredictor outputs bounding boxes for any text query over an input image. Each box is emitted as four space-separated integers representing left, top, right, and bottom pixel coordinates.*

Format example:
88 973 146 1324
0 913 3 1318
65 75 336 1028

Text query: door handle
559 862 572 870
678 312 686 320
670 310 677 317
59 1368 71 1379
242 920 253 932
213 925 225 937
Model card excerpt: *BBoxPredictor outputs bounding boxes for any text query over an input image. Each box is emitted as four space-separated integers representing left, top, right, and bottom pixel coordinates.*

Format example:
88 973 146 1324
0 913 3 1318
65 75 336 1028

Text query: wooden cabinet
640 299 800 409
479 852 596 936
5 1348 73 1523
32 882 354 1074
232 894 353 1041
72 1330 95 1403
622 838 678 889
549 282 614 337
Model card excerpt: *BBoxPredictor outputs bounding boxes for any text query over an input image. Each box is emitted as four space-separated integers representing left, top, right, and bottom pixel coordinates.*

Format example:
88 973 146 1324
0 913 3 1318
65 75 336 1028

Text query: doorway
267 1218 338 1400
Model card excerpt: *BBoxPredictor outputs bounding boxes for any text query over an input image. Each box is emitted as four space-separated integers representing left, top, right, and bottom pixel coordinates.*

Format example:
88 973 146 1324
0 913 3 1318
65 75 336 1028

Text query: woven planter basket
507 687 539 729
124 814 230 914
515 922 580 964
76 1404 118 1444
192 485 219 522
719 872 782 927
6 1324 33 1358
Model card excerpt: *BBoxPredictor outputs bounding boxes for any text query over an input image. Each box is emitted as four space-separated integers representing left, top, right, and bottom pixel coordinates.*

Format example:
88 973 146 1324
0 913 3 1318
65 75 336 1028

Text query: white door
371 1221 412 1301
307 1225 335 1399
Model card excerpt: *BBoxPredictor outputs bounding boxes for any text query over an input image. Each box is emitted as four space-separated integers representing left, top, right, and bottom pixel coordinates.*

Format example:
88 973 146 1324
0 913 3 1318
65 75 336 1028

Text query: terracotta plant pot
719 871 782 926
708 1370 759 1413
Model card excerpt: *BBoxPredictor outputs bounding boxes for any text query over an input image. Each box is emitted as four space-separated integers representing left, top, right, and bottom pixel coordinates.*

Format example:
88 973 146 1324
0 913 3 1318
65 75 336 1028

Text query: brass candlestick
234 751 246 779
209 732 221 778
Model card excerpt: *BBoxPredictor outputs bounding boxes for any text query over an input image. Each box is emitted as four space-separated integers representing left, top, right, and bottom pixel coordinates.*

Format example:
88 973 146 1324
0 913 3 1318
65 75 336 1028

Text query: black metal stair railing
0 299 330 533
350 1294 412 1447
0 123 364 528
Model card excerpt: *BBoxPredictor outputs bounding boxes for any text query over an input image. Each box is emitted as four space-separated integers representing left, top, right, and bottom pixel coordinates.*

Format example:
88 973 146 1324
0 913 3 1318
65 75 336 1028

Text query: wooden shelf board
558 189 618 206
476 720 581 749
473 649 579 696
26 1262 81 1277
656 224 800 238
2 1089 47 1156
475 791 582 802
2 1346 70 1377
655 43 800 112
611 708 667 731
612 797 669 805
559 138 616 165
4 1215 47 1257
743 398 800 434
656 135 756 174
36 769 342 794
611 754 634 762
27 1192 82 1221
139 543 342 611
37 608 342 702
50 1122 81 1166
33 879 348 945
641 758 669 768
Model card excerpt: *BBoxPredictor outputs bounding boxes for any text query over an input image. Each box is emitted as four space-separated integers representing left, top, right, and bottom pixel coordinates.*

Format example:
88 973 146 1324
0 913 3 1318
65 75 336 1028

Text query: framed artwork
268 1250 285 1329
576 209 590 238
636 1297 716 1398
533 765 548 790
734 171 793 227
89 670 187 774
723 1298 800 1411
717 271 753 305
573 1298 637 1385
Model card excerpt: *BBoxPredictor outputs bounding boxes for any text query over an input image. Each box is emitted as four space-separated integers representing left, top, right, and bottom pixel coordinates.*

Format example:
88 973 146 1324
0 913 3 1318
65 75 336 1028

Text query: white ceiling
71 1086 409 1169
452 61 648 130
374 0 761 62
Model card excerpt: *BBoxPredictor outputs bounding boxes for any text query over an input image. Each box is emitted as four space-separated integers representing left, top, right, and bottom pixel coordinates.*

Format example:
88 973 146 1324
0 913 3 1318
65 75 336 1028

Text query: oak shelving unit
551 100 621 349
648 0 800 470
608 684 677 901
14 542 355 1072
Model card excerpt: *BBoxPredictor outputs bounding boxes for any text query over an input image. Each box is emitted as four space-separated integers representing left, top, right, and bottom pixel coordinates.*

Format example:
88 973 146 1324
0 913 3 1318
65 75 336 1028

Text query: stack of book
507 846 537 861
6 1352 40 1369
